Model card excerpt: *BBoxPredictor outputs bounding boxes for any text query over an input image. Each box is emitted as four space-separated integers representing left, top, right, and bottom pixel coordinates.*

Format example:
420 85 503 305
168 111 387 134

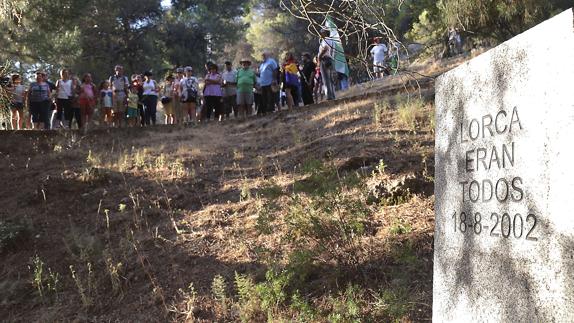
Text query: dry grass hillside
0 70 444 322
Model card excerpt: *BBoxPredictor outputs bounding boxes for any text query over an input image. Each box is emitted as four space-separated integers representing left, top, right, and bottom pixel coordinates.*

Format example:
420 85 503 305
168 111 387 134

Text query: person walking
222 61 238 119
142 71 159 125
299 53 316 106
258 51 278 115
203 64 223 122
236 58 256 119
110 65 130 127
317 29 336 100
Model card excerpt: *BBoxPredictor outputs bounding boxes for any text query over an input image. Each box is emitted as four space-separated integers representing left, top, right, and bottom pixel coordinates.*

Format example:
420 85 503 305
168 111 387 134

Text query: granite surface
434 8 574 322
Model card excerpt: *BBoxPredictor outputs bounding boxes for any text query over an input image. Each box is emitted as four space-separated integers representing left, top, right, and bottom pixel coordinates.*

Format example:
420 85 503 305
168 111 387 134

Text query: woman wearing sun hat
236 58 257 119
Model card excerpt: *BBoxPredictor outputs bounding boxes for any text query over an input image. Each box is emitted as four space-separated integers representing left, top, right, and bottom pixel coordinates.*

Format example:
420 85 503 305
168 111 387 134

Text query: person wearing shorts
126 87 140 127
110 65 129 127
99 80 114 126
160 75 175 125
370 37 388 79
236 58 256 119
8 74 25 130
179 66 199 123
27 71 52 130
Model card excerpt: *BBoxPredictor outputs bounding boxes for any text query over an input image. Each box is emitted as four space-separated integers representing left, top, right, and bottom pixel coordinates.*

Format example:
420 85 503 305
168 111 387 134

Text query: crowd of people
1 32 398 130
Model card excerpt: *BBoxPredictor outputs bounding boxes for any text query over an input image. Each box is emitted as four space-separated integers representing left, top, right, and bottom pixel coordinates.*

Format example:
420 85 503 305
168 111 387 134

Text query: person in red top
78 73 96 129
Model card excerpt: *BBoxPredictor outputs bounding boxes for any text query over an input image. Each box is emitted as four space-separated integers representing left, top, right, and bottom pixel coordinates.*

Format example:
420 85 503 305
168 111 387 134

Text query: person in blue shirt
258 51 278 115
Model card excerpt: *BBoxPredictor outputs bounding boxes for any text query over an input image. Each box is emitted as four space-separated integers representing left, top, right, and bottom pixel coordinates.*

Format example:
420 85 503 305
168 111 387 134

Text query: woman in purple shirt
203 64 223 121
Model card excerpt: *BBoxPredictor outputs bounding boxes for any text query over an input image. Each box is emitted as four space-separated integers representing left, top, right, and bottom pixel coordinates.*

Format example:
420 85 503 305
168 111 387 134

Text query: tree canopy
1 0 571 81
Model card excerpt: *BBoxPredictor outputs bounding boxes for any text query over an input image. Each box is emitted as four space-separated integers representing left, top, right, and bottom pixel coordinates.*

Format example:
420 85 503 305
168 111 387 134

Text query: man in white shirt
317 29 336 100
370 37 388 79
222 61 238 119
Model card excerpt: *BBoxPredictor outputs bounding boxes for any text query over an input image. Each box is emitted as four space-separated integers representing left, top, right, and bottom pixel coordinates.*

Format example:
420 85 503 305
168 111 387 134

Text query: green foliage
212 274 229 312
373 100 390 126
285 191 368 268
397 98 426 132
255 200 277 235
372 287 412 322
294 159 362 196
327 285 363 323
389 220 413 235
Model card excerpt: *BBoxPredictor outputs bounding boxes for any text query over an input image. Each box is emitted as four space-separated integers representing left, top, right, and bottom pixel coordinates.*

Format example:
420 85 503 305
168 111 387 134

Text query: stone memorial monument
434 8 574 322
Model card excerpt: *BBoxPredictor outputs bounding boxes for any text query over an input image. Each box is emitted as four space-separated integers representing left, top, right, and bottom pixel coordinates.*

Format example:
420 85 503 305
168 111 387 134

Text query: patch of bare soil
0 79 436 321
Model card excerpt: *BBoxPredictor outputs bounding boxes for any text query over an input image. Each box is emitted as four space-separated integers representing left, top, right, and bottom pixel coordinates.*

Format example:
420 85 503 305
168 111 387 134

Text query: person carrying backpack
179 66 199 123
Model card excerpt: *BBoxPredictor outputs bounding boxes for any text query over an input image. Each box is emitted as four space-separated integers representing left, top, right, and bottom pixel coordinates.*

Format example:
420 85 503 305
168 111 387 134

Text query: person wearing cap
142 71 160 125
173 67 185 124
236 58 257 119
109 65 130 127
258 51 279 115
370 37 388 79
317 29 336 100
27 71 52 129
222 61 238 119
179 66 199 123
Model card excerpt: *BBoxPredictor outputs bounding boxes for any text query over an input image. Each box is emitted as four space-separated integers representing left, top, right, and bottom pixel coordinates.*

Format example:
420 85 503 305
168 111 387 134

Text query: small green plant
327 285 363 323
285 192 368 268
155 153 166 170
255 200 277 235
391 242 419 267
212 274 229 314
256 269 292 316
397 98 425 132
389 220 412 235
373 100 389 126
235 272 264 322
290 291 316 321
169 158 188 178
30 255 60 300
372 287 412 322
103 250 123 296
86 150 101 167
375 159 387 175
258 181 284 199
70 263 95 308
